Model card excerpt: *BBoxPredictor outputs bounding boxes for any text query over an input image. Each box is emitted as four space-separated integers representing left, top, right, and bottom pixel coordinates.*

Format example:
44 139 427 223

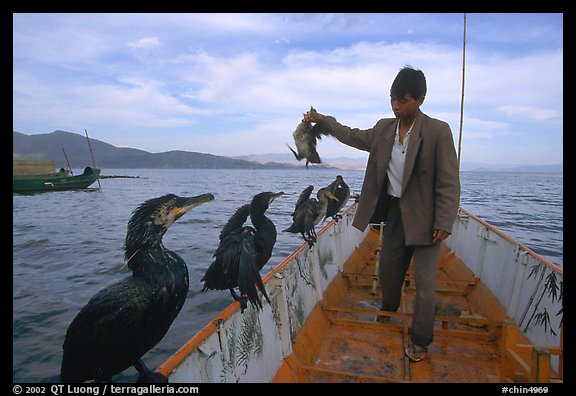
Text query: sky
13 13 563 165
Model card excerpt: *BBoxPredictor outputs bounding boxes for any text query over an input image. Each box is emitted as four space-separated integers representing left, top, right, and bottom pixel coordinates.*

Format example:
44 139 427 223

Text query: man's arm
306 111 375 152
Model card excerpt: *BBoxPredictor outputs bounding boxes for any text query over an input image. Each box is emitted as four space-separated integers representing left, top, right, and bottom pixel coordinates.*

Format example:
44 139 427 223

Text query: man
305 66 460 362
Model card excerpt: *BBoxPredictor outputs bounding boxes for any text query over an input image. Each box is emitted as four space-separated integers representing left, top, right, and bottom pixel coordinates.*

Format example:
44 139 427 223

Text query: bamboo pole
62 147 73 175
457 13 467 169
84 129 102 189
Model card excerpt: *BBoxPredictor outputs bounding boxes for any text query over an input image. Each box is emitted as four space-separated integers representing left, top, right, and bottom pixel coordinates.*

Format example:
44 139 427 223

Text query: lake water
12 168 563 383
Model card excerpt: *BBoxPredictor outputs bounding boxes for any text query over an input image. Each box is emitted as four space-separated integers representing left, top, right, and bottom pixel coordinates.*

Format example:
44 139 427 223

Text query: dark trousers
378 196 440 347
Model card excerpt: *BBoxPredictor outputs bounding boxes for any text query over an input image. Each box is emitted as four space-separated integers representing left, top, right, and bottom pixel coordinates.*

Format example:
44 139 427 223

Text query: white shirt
386 120 414 198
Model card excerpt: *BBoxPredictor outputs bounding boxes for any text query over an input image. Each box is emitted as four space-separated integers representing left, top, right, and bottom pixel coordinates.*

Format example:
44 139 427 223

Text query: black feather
284 185 338 247
323 175 351 222
61 193 214 383
201 192 282 312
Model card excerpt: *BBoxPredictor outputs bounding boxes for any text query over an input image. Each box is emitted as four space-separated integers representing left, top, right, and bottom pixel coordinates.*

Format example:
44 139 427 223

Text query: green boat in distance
13 162 101 193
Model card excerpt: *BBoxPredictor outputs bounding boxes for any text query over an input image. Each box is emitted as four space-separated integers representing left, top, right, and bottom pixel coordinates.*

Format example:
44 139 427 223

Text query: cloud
465 49 563 110
180 51 261 104
12 13 563 165
13 72 203 130
497 105 559 121
127 37 160 50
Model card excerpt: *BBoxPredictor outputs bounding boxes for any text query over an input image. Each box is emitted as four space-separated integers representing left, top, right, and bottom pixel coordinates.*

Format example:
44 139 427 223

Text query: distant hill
460 162 563 173
233 154 563 173
13 131 562 173
232 153 368 170
12 131 297 170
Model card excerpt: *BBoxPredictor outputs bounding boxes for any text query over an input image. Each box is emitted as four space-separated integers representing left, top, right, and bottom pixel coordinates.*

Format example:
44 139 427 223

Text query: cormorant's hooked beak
269 191 284 204
326 191 339 202
173 193 215 220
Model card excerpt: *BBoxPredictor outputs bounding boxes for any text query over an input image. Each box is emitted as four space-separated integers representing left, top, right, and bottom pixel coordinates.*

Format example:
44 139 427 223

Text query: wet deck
273 228 550 383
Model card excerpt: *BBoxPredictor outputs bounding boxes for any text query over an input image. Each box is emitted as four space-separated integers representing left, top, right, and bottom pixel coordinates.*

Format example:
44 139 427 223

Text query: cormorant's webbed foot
239 296 248 313
305 236 316 248
301 232 316 248
134 359 168 383
230 288 248 313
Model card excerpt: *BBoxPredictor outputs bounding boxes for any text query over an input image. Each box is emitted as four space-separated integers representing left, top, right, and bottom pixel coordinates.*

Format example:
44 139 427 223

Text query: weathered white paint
446 207 563 371
166 204 563 382
167 204 367 382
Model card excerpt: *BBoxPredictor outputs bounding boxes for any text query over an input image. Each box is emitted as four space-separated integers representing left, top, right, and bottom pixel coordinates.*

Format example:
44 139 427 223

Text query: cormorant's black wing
304 199 321 231
324 196 339 222
202 205 250 291
292 186 314 216
328 178 340 193
62 275 183 382
303 130 321 164
324 178 349 221
238 229 271 310
202 228 243 291
335 181 350 212
219 204 250 241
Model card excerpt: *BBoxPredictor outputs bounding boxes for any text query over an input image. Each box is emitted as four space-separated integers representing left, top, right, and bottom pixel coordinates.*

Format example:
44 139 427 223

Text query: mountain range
12 131 336 170
13 130 562 173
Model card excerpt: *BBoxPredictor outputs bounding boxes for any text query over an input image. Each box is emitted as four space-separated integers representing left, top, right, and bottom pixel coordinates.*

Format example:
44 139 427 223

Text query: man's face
390 93 424 121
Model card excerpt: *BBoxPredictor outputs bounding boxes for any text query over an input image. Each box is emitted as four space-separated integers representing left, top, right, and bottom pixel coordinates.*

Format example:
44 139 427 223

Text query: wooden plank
506 349 531 378
329 314 497 342
332 318 403 333
297 365 411 383
500 320 518 382
342 271 478 285
529 347 550 383
352 283 473 296
322 305 500 327
514 344 562 356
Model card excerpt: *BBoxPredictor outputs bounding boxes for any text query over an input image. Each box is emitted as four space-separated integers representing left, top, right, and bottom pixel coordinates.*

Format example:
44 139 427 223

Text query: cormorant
201 191 284 312
323 175 351 222
61 193 215 383
287 107 324 168
284 185 338 247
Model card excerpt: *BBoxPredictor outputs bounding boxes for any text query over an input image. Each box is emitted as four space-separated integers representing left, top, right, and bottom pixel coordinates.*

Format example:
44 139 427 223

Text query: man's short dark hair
391 65 427 99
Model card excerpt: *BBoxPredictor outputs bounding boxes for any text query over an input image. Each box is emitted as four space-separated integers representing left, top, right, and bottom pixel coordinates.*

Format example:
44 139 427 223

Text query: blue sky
13 13 563 165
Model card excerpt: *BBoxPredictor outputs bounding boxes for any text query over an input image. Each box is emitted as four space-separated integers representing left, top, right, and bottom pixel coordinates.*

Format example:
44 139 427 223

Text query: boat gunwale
458 207 562 275
157 200 357 377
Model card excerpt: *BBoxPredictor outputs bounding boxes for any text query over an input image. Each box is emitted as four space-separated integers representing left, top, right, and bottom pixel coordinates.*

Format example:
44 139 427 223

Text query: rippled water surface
13 169 562 382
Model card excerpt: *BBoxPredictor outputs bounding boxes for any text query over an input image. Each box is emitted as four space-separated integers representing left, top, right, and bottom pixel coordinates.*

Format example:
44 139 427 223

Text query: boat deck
272 228 555 383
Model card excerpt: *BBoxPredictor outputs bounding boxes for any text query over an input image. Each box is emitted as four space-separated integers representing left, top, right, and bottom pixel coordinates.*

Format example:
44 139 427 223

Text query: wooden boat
13 160 101 193
156 200 563 383
156 16 562 383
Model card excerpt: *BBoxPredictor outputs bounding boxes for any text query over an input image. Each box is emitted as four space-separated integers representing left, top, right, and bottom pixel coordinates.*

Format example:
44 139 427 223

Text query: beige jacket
317 110 460 245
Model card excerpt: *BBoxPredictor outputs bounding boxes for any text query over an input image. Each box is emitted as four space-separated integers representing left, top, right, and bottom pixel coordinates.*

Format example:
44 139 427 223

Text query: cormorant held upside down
61 193 214 383
284 185 338 247
323 175 351 222
201 191 284 312
288 107 325 168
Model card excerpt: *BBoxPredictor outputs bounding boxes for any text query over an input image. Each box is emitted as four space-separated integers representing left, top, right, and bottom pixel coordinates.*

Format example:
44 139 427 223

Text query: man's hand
303 107 325 123
432 229 450 244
